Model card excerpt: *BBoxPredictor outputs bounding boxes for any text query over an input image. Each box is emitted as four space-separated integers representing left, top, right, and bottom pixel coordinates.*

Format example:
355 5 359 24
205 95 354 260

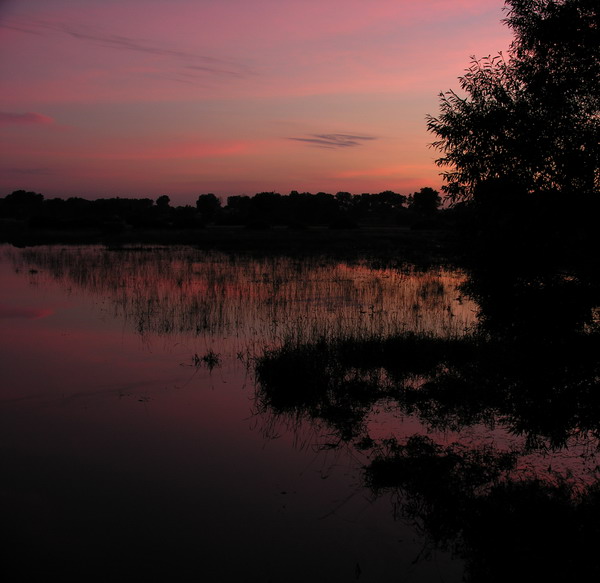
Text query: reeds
4 245 477 356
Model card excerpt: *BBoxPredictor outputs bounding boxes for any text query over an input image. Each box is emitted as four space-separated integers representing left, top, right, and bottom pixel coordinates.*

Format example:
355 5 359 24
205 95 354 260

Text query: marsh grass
191 350 221 370
5 245 476 358
5 242 600 581
255 324 600 448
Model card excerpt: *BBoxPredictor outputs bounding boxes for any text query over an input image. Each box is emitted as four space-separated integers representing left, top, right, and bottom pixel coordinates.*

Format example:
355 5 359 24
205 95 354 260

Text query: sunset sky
0 0 512 204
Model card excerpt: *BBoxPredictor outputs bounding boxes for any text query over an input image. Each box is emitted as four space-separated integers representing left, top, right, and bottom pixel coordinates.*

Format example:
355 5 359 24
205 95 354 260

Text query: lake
1 244 599 581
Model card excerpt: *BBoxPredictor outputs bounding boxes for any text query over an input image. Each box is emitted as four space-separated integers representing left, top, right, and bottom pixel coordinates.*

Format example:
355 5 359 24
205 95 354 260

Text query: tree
2 190 44 219
377 190 407 211
196 193 221 221
156 195 170 209
426 0 599 201
408 187 441 216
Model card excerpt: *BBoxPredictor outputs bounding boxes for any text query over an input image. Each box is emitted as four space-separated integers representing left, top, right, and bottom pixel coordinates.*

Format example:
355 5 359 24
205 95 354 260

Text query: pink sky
0 0 512 204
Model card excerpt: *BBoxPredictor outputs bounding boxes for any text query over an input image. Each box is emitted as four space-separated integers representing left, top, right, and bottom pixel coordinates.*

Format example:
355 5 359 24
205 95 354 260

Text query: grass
5 244 474 344
254 322 600 448
192 350 221 370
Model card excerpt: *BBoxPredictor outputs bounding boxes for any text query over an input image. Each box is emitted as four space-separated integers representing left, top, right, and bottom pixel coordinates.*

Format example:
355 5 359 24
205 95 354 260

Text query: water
1 244 598 580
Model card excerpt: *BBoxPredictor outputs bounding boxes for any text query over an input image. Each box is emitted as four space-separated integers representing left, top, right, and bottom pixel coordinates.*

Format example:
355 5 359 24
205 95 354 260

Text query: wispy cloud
2 17 252 80
0 112 54 126
186 65 244 78
289 133 377 149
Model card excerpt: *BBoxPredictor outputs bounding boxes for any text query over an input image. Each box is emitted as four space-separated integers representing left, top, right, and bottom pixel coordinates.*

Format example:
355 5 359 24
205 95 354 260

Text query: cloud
2 17 252 79
289 133 377 149
0 112 54 126
186 65 244 78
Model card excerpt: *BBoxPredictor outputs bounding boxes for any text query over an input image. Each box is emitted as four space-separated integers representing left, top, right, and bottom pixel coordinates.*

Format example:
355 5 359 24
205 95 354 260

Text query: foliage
155 194 170 209
408 187 441 215
427 0 599 200
195 193 221 221
2 187 439 232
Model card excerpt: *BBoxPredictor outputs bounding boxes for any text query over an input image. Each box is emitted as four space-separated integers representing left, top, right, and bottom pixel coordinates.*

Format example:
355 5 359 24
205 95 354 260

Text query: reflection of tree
256 265 600 447
462 265 599 339
254 262 600 579
365 435 600 582
255 338 386 441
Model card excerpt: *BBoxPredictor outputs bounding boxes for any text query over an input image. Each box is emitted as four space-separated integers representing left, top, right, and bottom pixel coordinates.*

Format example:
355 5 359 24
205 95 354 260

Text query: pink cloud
0 112 54 126
0 0 513 199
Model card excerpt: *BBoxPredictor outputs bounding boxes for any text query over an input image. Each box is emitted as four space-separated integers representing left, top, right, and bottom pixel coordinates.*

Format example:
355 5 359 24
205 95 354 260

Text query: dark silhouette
254 258 600 580
155 194 171 211
195 193 221 222
365 435 600 582
427 0 599 201
0 187 448 245
407 187 440 216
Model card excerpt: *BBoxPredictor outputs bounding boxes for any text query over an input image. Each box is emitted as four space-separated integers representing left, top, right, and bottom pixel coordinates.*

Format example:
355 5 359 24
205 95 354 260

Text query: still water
1 245 598 580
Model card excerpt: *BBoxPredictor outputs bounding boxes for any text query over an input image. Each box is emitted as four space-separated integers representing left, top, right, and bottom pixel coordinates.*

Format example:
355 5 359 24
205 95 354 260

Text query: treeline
0 187 444 232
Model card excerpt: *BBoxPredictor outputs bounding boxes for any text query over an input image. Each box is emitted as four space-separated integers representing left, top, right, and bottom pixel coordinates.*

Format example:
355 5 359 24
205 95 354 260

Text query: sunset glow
0 0 512 204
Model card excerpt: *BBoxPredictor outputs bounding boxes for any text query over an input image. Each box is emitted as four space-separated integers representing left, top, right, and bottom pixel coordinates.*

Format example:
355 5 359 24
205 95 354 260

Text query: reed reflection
8 245 600 579
7 245 475 353
254 262 600 580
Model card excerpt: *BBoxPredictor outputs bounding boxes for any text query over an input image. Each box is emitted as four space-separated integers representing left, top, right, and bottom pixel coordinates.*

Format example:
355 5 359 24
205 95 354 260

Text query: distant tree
426 0 599 200
226 195 251 209
173 205 203 229
335 192 352 210
156 195 170 210
221 195 251 224
196 193 221 222
4 189 44 205
2 190 44 219
251 192 283 223
376 191 407 211
408 187 441 216
313 192 337 223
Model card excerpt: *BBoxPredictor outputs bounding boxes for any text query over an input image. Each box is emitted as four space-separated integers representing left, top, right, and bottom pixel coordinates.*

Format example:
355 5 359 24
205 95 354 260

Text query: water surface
1 244 598 580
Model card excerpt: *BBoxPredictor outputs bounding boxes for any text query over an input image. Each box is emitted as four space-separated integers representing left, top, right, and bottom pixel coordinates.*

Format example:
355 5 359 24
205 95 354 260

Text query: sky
0 0 513 204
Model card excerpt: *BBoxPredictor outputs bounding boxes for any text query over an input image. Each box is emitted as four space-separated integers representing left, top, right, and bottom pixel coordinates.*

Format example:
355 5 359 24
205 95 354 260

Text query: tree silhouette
156 195 170 209
427 0 599 200
195 193 221 222
408 187 441 216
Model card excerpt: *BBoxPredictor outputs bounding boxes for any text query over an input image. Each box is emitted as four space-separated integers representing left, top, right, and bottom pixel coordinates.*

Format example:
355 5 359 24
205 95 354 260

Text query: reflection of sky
0 245 466 580
2 244 600 578
0 0 511 201
0 305 53 319
7 246 478 354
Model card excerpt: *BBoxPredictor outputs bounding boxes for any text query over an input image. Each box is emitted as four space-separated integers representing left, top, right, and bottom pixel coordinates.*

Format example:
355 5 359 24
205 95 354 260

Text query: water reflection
3 244 599 580
365 435 600 581
254 261 600 579
2 244 475 581
7 245 475 349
